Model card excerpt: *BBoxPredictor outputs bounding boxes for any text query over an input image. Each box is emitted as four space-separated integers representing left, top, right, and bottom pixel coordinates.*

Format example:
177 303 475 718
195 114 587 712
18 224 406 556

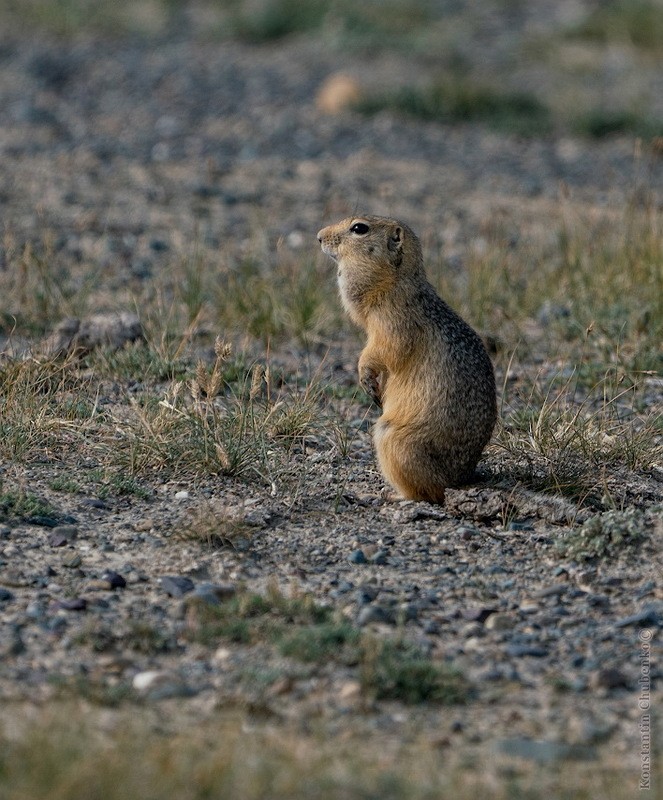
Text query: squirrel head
317 215 424 324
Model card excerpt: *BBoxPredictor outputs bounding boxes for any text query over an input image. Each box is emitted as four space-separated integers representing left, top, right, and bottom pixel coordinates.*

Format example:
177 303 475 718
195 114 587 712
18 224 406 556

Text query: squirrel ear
387 226 403 253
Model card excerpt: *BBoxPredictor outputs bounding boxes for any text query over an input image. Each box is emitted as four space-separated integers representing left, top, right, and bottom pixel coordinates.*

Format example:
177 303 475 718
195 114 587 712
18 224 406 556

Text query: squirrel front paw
360 367 383 407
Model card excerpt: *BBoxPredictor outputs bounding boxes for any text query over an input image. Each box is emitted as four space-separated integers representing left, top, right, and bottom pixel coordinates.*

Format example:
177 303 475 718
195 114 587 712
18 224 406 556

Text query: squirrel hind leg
375 425 447 504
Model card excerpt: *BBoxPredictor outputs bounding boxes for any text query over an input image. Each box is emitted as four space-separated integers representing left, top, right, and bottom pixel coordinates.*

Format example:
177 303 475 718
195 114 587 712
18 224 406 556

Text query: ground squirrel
317 215 497 503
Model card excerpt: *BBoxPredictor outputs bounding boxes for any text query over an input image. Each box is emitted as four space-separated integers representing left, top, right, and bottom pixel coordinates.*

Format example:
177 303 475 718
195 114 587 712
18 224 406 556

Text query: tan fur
317 215 497 504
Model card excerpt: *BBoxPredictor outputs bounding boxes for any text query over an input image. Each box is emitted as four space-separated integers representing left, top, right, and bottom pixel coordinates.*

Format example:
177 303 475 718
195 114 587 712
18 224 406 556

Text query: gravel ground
1 5 662 787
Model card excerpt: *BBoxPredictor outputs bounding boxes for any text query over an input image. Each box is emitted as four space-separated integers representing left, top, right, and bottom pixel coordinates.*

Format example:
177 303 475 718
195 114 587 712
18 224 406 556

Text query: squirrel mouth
321 245 338 261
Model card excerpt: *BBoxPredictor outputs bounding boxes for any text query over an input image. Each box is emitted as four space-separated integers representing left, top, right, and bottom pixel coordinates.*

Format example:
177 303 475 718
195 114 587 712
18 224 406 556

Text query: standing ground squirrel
318 215 497 504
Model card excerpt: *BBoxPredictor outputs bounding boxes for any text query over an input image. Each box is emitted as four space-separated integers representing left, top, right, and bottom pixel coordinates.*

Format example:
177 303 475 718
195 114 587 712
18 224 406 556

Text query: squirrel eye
350 222 369 235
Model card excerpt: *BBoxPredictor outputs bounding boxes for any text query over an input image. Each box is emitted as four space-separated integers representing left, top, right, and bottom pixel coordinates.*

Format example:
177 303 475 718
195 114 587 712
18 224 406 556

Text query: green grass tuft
358 79 552 137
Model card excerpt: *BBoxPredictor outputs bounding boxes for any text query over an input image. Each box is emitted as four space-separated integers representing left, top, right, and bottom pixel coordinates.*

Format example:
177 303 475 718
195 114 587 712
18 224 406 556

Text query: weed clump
358 79 551 137
361 639 469 705
559 508 651 561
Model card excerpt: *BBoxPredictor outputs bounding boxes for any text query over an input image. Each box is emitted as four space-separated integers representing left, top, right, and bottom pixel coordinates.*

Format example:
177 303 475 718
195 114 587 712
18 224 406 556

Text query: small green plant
358 78 552 137
360 639 469 705
559 508 651 561
230 0 328 42
48 477 83 494
572 109 660 139
0 490 56 522
278 621 360 663
566 0 663 51
98 473 151 500
48 674 135 707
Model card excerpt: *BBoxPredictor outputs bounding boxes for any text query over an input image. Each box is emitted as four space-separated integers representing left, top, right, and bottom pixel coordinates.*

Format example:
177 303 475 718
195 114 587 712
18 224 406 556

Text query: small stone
463 636 483 652
485 613 515 631
458 527 477 540
26 515 61 528
507 520 534 531
0 625 25 657
506 644 548 658
161 575 195 597
614 604 662 629
0 587 14 603
0 527 11 539
339 680 361 700
52 525 78 541
461 606 498 623
370 549 389 565
591 668 629 690
133 670 168 691
348 549 367 565
55 597 87 611
399 603 419 622
101 570 126 589
357 605 394 626
316 73 362 114
134 518 155 532
61 553 82 568
175 491 189 500
532 584 568 599
268 677 293 696
49 532 69 547
85 579 114 591
519 602 539 614
79 498 108 509
356 586 379 605
586 594 610 609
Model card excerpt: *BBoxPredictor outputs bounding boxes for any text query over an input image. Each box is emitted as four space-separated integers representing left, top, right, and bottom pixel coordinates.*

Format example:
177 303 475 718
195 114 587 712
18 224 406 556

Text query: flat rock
161 575 195 597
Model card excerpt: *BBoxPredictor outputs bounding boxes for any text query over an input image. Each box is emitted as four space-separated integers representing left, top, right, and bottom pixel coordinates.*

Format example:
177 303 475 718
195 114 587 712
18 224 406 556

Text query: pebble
51 525 78 543
54 597 87 611
0 526 11 539
356 586 379 605
175 491 189 500
485 612 515 631
85 579 114 591
101 570 127 589
591 668 629 691
0 625 25 657
370 549 389 565
507 520 534 531
161 575 195 597
532 584 568 599
185 582 236 608
506 644 549 658
614 604 662 629
461 606 498 623
357 605 394 626
61 553 82 568
0 588 14 602
348 549 367 565
79 498 108 509
338 680 361 700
